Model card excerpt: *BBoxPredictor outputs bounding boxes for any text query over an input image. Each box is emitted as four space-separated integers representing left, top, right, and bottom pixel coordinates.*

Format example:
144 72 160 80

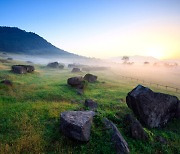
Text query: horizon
0 0 180 59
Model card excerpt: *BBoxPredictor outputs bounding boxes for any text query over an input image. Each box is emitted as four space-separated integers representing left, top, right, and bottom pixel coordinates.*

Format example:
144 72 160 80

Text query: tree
122 56 129 64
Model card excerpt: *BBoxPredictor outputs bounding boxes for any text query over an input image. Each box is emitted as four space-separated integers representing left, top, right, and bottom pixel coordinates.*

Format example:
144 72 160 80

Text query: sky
0 0 180 59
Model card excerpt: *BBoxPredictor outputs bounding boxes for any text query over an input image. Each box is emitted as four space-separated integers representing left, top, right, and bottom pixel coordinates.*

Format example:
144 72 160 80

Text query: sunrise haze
0 0 180 59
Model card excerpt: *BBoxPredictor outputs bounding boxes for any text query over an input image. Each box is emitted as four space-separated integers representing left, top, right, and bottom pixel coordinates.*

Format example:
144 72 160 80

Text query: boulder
60 111 95 141
85 99 98 110
47 62 59 68
155 136 167 144
12 65 35 74
68 64 76 68
26 61 33 64
67 77 85 89
7 58 13 60
84 74 97 82
71 68 81 73
176 101 180 118
0 80 13 86
47 62 64 69
103 118 130 154
25 65 35 73
59 64 64 69
126 85 179 128
124 114 148 140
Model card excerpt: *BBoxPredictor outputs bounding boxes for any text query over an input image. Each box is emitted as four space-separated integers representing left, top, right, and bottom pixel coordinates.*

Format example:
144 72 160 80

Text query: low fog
1 52 180 89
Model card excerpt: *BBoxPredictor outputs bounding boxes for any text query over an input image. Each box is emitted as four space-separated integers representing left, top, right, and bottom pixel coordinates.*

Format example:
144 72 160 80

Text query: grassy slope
0 60 180 154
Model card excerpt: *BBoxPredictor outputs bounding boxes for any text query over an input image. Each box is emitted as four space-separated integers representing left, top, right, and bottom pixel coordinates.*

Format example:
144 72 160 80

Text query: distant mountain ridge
0 26 77 57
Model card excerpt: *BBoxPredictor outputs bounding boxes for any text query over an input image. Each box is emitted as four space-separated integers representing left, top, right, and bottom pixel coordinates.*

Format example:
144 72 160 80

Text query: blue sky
0 0 180 58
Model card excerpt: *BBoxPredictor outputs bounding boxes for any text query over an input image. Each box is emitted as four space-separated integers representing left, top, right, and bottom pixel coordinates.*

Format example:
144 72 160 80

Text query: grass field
0 60 180 154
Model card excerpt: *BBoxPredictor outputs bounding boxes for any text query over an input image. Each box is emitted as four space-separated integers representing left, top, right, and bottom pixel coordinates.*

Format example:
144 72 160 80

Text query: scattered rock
67 77 85 89
126 85 179 128
26 61 33 64
68 64 76 68
60 111 95 141
176 101 180 119
103 118 130 154
84 74 97 82
7 58 13 60
71 68 81 73
124 114 148 140
155 136 167 144
0 80 13 86
47 62 59 68
47 62 64 69
12 65 35 74
85 99 98 110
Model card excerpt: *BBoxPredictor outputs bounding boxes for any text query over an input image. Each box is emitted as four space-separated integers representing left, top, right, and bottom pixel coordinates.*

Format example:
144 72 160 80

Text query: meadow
0 60 180 154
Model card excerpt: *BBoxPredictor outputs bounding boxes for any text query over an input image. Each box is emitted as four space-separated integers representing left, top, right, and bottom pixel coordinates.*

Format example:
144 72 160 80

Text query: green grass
0 60 180 154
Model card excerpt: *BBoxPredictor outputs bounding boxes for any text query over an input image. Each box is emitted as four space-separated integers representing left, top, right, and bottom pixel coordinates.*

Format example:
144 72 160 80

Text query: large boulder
47 62 59 68
60 111 95 141
84 74 97 82
124 114 148 140
126 85 179 128
12 65 35 74
67 77 85 89
71 68 81 73
85 99 98 110
47 62 64 69
103 118 130 154
176 101 180 118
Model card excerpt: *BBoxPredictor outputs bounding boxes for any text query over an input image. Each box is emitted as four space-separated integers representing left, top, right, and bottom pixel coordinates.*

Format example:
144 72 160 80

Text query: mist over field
2 52 180 89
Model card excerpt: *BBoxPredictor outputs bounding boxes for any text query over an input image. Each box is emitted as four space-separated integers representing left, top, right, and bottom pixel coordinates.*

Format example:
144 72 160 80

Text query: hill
0 26 77 57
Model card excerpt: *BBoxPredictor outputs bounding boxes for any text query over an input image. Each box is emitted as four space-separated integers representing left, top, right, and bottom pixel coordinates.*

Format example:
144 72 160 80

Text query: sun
146 47 164 59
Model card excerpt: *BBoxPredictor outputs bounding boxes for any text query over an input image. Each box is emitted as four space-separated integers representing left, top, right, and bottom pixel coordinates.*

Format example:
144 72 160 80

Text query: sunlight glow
146 47 165 59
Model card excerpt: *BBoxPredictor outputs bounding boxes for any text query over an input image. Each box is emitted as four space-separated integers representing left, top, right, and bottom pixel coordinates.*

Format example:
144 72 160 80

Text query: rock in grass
155 136 167 144
67 77 85 89
60 111 95 141
126 85 179 128
47 62 64 69
12 65 35 74
124 114 148 140
47 62 59 68
0 80 13 86
71 68 81 73
103 118 130 154
176 101 180 119
7 57 13 60
85 99 98 110
26 61 33 64
84 73 97 83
